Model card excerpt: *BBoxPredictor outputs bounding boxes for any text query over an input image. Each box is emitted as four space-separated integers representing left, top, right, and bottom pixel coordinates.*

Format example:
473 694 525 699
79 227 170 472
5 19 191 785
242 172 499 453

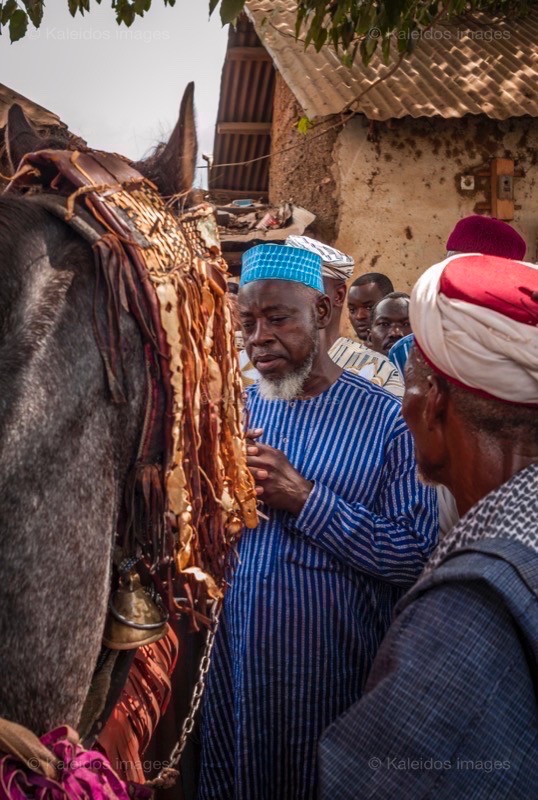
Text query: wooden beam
208 189 268 200
217 122 272 135
227 47 272 62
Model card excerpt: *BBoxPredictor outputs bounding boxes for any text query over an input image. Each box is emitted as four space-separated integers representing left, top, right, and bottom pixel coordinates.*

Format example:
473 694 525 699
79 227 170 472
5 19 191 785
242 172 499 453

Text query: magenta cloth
446 215 526 260
0 726 152 800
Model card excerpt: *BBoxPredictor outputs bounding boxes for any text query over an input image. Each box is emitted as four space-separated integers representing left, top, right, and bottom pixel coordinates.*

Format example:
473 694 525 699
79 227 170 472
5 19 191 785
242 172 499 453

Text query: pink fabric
0 727 152 800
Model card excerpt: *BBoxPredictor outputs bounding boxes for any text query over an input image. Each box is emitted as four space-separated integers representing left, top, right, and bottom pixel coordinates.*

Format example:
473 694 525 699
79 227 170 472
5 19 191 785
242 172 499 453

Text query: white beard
258 352 315 401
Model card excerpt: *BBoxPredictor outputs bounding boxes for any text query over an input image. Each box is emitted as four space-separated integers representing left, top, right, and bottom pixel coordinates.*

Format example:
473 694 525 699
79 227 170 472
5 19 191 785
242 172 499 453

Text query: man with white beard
198 243 438 800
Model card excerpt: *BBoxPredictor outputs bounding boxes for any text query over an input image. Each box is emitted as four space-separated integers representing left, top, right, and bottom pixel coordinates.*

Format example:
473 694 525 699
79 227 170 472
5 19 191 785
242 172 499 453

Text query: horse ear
6 104 44 172
135 82 198 201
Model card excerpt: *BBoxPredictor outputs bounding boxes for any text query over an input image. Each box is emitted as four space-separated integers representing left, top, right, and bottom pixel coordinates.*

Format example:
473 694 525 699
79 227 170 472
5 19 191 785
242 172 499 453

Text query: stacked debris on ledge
217 199 292 233
212 199 315 275
216 199 314 241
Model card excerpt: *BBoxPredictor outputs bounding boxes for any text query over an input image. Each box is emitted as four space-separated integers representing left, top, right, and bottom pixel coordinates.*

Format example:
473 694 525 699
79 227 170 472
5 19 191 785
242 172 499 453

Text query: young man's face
368 297 412 356
347 282 387 341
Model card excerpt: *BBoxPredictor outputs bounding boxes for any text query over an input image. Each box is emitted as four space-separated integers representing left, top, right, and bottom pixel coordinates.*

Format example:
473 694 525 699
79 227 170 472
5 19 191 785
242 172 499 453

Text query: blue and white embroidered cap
240 244 323 293
285 235 355 280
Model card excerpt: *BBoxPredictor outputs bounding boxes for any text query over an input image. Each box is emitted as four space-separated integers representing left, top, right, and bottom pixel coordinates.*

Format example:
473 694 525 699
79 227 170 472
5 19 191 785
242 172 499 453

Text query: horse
0 88 254 795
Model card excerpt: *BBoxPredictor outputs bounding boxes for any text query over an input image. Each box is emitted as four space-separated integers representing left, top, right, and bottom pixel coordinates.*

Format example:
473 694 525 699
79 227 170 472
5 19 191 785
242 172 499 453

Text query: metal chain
159 600 221 775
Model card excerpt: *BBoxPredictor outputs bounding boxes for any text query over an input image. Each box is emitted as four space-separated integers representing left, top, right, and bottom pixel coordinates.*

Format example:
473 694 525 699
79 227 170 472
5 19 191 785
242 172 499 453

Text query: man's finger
246 460 270 480
246 428 263 440
247 454 275 470
247 441 273 454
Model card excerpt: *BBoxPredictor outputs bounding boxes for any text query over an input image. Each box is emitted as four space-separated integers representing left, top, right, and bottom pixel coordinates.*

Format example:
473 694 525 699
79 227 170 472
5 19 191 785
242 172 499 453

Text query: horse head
6 81 198 205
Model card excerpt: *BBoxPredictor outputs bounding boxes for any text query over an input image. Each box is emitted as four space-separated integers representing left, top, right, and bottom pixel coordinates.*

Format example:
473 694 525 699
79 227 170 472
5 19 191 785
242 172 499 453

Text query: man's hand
246 428 313 516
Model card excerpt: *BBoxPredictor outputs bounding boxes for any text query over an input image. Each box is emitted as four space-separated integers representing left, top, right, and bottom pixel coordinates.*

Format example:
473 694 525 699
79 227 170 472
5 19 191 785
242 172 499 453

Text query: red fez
446 215 526 261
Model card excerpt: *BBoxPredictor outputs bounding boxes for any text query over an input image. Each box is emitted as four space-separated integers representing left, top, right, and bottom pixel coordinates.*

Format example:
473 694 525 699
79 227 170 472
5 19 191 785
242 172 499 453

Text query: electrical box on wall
470 157 523 220
491 158 515 220
460 175 475 191
497 175 513 200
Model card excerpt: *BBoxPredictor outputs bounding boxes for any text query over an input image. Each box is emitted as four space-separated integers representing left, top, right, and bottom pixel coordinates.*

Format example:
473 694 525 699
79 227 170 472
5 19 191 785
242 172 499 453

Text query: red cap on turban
446 215 526 260
411 254 538 405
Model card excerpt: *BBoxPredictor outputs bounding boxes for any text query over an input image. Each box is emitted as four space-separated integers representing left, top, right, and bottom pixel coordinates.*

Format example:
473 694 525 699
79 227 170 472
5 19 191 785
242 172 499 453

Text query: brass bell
102 571 169 650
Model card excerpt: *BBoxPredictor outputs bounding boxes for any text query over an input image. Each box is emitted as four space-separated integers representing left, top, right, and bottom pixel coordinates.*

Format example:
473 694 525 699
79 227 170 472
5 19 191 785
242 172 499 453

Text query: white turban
410 253 538 405
285 235 354 281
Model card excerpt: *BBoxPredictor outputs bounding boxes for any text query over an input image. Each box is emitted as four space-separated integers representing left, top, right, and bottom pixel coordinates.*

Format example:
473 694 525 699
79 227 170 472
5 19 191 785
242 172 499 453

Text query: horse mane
0 197 82 403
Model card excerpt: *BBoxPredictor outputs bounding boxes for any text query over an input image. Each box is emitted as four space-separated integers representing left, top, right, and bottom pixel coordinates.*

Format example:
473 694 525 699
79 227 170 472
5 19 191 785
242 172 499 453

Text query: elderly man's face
402 347 447 486
239 280 324 382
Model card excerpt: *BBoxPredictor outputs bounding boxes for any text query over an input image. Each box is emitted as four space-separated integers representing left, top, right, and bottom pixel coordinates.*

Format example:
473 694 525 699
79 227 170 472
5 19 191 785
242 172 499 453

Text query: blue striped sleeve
294 426 438 587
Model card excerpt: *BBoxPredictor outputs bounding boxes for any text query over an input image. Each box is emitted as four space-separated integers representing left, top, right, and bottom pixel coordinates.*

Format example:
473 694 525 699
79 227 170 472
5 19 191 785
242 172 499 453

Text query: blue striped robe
198 372 438 800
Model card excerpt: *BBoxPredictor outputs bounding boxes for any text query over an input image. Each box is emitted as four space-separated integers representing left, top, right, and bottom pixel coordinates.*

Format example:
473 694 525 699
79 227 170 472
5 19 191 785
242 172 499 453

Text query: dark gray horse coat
0 94 197 738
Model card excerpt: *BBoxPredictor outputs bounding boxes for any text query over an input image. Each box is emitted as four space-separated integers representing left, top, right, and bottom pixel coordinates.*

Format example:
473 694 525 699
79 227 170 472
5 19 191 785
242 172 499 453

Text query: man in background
287 236 403 396
368 292 411 357
347 272 394 342
388 215 527 377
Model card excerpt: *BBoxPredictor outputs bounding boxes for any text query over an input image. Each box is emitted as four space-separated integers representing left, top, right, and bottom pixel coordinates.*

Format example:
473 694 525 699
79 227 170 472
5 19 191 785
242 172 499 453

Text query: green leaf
297 115 314 134
67 0 78 16
313 25 327 51
134 0 151 12
1 0 18 26
356 7 373 36
294 5 306 38
219 0 245 25
330 22 341 52
340 50 353 68
117 6 136 25
209 0 219 14
359 32 378 66
341 18 354 49
381 34 391 64
23 0 43 26
9 7 27 40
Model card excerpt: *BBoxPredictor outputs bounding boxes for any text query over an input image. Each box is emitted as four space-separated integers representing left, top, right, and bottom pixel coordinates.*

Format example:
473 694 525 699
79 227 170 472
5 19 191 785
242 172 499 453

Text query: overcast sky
0 1 229 185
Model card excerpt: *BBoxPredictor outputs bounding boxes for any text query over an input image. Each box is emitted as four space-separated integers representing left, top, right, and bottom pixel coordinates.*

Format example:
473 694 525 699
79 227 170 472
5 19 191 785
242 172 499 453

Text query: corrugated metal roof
246 1 538 121
0 84 67 131
209 15 275 196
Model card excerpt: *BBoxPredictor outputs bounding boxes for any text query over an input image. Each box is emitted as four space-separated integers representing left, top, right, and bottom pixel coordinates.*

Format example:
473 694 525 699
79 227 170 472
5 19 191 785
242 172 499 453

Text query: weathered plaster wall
269 73 340 243
335 115 538 294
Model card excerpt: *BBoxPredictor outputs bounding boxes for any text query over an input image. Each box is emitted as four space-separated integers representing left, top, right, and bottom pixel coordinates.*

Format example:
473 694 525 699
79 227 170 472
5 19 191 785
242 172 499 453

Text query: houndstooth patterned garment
425 461 538 572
